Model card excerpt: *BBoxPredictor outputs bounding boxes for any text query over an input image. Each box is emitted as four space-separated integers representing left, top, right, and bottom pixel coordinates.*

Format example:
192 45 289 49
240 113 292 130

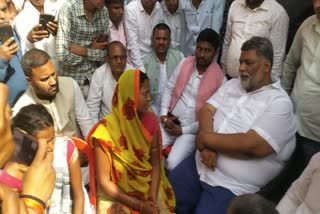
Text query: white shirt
151 60 168 115
181 0 225 56
161 1 186 51
160 59 201 134
277 152 320 214
14 1 58 68
196 79 296 195
124 0 163 71
281 15 320 142
86 63 134 121
221 0 288 81
12 0 66 12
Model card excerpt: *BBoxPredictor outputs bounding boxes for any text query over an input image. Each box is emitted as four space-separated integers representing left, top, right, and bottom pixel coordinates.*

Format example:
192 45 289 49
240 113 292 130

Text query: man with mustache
106 0 132 64
281 0 320 183
12 48 95 140
169 37 296 214
221 0 288 81
160 28 225 171
143 23 184 116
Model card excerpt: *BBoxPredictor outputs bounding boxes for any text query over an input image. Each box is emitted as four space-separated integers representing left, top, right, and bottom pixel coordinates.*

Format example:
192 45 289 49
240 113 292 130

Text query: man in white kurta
160 29 225 171
124 0 162 71
14 0 61 68
86 42 134 121
221 0 288 81
169 37 296 214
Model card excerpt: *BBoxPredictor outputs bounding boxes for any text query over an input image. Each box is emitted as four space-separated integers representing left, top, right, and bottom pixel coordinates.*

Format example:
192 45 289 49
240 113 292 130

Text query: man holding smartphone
56 0 109 98
160 29 226 171
0 0 28 106
14 0 59 68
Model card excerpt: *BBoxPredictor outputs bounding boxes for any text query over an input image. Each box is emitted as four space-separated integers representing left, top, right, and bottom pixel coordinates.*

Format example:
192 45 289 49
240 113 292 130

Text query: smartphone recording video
0 23 14 44
39 13 55 32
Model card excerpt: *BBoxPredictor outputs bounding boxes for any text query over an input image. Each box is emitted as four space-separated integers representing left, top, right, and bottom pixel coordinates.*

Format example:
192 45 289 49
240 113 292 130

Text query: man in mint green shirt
143 23 184 115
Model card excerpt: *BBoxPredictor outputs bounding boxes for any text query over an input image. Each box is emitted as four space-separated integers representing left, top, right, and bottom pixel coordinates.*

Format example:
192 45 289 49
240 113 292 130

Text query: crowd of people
0 0 319 213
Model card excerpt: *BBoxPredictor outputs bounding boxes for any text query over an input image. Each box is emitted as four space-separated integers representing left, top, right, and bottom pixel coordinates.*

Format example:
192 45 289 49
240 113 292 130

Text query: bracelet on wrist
21 197 45 214
20 194 46 209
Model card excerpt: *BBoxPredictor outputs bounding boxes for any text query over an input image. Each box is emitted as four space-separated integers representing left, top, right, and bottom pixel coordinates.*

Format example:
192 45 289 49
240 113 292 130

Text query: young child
0 104 87 214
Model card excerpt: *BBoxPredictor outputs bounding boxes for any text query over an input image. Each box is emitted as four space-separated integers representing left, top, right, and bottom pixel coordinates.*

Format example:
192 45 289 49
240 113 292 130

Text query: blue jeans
168 153 236 214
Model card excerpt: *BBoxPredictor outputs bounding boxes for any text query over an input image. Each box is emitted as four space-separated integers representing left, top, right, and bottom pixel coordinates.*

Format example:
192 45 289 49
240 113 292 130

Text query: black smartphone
167 112 181 126
96 34 109 43
39 13 55 32
12 128 38 166
0 23 14 44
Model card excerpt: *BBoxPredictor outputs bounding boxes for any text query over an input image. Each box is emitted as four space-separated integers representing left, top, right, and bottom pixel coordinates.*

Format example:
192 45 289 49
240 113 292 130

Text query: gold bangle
20 194 46 209
21 198 45 214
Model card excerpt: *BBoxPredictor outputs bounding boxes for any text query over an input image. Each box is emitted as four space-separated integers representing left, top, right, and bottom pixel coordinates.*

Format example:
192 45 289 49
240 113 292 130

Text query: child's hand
22 139 56 203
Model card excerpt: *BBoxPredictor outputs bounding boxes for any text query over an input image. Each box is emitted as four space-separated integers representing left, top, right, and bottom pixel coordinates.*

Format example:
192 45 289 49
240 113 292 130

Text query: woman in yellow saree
89 70 175 214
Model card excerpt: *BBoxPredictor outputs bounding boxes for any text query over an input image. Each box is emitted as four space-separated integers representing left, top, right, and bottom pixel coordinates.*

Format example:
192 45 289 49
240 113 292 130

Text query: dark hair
21 49 51 77
227 194 279 214
107 41 126 56
12 104 54 136
139 71 149 87
105 0 124 6
152 23 171 38
196 28 220 50
241 36 273 66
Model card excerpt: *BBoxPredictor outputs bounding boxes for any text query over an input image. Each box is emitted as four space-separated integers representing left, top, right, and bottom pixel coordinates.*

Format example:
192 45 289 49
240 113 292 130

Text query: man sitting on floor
12 48 95 139
168 37 296 214
86 41 134 121
144 23 184 116
160 28 225 171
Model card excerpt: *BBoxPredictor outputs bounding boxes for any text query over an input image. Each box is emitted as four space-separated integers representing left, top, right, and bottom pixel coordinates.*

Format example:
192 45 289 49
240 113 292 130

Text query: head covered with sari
89 70 175 213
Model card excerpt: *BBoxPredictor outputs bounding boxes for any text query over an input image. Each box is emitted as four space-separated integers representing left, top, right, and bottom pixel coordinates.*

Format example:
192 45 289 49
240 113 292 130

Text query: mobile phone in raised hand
39 13 55 32
0 23 14 44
